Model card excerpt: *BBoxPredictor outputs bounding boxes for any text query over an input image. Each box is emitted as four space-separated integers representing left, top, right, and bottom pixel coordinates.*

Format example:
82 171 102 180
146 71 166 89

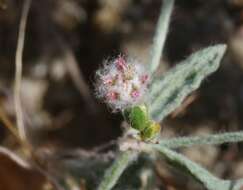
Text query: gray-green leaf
150 145 243 190
148 0 174 74
148 44 227 122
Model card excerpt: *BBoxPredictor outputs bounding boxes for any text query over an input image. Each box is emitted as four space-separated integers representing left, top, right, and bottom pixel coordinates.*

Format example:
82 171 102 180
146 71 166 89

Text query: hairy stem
97 151 138 190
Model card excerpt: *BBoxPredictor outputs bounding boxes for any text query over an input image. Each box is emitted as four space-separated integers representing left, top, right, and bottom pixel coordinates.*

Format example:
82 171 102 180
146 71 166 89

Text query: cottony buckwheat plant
95 1 243 190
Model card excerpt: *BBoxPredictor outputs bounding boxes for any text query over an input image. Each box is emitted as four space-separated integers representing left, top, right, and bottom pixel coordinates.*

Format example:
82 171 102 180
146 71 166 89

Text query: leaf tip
213 44 227 57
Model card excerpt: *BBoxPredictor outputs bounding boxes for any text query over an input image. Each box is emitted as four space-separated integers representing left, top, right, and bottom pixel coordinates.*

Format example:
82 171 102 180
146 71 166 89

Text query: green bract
124 105 161 140
125 105 149 131
140 121 160 140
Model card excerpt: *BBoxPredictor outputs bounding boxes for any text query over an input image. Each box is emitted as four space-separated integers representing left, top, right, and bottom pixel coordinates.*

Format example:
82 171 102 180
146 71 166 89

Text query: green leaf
157 131 243 149
148 0 175 74
148 44 227 122
149 145 243 190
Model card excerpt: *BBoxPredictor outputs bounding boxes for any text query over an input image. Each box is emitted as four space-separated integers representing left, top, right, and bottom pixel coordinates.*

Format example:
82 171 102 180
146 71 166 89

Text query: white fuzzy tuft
95 55 150 111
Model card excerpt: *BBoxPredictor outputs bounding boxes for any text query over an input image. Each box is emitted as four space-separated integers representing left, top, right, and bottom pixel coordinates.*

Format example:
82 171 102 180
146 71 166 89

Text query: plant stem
149 0 174 74
158 131 243 149
97 151 137 190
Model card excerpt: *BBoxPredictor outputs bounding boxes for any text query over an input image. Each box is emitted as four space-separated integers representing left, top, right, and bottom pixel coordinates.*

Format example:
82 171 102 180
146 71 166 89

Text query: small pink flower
131 90 140 98
106 91 119 101
95 55 150 111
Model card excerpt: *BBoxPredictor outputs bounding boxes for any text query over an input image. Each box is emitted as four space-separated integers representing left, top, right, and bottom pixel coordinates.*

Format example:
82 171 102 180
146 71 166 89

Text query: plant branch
149 0 174 74
157 131 243 149
97 151 138 190
14 0 32 141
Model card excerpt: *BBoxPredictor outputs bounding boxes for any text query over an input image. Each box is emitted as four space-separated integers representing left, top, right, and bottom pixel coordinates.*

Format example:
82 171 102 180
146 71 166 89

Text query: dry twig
14 0 31 141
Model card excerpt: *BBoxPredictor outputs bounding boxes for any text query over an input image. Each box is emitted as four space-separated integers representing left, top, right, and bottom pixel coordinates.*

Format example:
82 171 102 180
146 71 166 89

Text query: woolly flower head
95 55 150 111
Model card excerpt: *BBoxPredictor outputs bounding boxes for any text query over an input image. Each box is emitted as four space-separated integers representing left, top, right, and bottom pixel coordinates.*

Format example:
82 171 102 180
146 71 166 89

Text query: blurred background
1 0 243 189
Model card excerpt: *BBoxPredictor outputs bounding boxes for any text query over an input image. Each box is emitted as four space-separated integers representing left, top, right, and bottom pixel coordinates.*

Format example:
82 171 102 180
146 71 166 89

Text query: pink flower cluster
95 55 150 111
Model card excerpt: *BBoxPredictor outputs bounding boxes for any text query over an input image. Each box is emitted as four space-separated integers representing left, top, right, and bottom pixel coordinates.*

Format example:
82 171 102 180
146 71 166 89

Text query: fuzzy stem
149 145 243 190
158 131 243 149
97 151 138 190
149 0 174 74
